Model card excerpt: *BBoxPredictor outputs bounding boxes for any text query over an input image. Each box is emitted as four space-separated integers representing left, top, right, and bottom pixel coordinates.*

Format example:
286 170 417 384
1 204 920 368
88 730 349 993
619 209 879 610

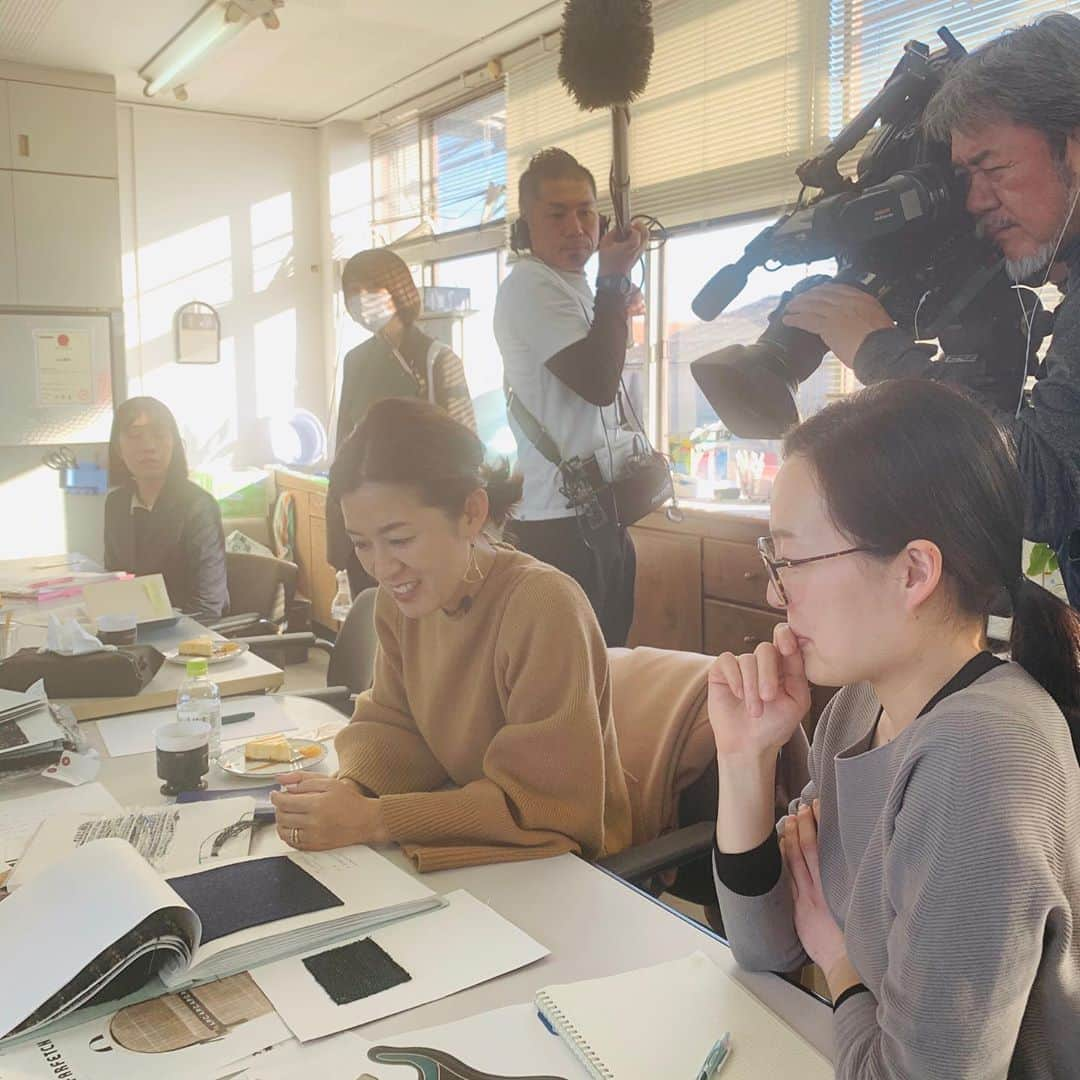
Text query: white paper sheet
0 782 121 865
211 1030 369 1080
97 698 298 758
0 983 291 1080
8 798 256 889
251 890 550 1042
225 1005 586 1080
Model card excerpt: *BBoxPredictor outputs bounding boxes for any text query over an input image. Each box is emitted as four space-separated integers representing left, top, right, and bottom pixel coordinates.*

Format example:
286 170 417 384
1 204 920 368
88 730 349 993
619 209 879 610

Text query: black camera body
689 27 1049 438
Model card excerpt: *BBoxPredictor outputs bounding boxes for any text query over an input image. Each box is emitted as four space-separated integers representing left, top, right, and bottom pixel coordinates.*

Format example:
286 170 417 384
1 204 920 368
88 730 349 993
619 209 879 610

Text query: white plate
164 641 250 666
218 737 327 778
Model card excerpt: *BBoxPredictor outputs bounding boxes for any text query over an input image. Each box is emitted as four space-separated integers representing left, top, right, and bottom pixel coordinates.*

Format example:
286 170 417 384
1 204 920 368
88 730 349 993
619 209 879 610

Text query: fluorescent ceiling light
139 0 283 98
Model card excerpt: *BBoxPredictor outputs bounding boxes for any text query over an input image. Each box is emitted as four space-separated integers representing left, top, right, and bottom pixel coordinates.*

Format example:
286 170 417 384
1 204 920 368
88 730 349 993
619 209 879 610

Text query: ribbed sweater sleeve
378 573 624 871
711 707 831 974
334 593 449 795
832 705 1073 1080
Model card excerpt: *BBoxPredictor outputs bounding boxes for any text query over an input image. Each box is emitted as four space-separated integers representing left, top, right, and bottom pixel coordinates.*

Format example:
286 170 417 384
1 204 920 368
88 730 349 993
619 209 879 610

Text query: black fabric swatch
302 937 412 1005
167 855 344 945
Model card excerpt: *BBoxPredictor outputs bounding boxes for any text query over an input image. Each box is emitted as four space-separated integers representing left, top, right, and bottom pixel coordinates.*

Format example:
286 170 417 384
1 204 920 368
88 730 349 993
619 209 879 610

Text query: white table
0 695 834 1064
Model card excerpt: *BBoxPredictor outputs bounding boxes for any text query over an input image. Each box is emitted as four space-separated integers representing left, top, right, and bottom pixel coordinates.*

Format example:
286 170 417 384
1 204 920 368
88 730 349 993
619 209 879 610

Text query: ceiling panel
0 0 557 123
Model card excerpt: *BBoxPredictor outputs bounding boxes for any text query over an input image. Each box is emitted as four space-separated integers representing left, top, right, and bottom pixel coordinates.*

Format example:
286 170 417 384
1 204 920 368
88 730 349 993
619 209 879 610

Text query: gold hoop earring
463 541 485 584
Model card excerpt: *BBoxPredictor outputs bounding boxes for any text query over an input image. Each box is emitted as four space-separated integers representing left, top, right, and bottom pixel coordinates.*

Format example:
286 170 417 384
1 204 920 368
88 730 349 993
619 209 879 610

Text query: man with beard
779 13 1080 605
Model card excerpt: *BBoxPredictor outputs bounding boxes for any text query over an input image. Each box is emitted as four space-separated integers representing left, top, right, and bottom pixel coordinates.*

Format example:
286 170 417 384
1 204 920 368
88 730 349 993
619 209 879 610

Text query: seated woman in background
104 396 228 621
709 379 1080 1078
271 396 632 871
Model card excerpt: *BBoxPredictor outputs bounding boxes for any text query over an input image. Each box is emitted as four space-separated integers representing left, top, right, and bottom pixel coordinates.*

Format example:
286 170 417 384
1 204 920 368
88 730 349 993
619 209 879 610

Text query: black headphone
509 212 610 253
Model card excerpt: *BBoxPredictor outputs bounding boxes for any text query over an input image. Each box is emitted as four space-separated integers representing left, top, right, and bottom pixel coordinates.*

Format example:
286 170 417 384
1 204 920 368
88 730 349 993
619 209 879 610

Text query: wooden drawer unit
308 515 339 629
627 526 702 652
704 599 783 656
703 538 770 608
274 469 340 630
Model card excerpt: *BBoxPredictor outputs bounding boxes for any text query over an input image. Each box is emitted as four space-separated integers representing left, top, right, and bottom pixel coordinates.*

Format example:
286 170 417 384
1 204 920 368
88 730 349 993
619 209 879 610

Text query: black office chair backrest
225 552 298 623
327 587 378 694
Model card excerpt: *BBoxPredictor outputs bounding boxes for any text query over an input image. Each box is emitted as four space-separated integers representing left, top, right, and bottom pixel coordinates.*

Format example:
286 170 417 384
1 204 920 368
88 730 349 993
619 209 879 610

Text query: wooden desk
0 701 834 1064
14 613 285 722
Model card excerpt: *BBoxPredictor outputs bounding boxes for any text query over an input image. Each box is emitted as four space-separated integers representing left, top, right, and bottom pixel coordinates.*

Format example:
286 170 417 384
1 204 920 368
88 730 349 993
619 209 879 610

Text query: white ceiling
0 0 560 124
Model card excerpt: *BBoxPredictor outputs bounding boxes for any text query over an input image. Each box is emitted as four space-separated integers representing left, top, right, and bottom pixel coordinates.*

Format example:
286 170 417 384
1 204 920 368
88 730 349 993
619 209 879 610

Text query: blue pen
695 1032 732 1080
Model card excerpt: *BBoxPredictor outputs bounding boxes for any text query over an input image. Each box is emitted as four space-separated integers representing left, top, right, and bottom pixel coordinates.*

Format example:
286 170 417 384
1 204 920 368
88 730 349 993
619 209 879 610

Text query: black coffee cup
156 720 210 795
96 614 138 647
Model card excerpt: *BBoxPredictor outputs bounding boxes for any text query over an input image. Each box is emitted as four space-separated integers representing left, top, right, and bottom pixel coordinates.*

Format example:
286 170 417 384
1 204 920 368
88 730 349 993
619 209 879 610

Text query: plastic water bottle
177 658 222 762
330 569 353 622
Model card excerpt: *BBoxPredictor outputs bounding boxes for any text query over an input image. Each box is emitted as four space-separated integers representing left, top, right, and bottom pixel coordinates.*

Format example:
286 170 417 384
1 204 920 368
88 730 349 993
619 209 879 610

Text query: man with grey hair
782 12 1080 604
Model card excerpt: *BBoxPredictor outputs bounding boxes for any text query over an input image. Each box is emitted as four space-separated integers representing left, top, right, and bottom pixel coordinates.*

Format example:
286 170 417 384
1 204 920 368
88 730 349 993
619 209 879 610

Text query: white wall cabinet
0 82 10 170
0 171 15 304
14 171 121 308
0 66 120 309
6 81 117 179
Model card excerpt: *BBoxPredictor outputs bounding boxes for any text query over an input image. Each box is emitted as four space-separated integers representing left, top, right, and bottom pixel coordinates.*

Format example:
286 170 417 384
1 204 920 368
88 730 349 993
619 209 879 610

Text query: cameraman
781 14 1080 604
494 149 647 646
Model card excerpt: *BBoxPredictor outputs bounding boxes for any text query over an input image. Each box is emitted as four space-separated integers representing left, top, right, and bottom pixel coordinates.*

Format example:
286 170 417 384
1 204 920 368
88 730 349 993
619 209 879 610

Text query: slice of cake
244 735 296 762
178 637 214 657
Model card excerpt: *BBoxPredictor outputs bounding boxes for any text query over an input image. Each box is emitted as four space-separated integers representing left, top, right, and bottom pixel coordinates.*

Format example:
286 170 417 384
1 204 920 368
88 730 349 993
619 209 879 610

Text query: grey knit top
714 660 1080 1079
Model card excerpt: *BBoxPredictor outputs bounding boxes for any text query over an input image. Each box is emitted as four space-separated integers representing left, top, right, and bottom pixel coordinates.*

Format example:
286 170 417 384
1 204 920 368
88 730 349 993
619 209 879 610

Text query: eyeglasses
756 535 873 607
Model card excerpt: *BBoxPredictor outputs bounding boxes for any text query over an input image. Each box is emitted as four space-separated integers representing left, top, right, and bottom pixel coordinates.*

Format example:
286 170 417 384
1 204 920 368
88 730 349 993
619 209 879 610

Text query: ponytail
1010 578 1080 759
480 461 524 529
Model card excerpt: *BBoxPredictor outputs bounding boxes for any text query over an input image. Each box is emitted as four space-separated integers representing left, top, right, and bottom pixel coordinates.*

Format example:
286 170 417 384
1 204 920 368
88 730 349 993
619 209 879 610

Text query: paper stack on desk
0 839 443 1044
0 684 66 773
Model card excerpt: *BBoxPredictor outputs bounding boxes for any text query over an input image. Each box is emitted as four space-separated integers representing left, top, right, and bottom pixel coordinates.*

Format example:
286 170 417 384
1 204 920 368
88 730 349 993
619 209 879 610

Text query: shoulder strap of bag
504 380 564 467
425 339 444 406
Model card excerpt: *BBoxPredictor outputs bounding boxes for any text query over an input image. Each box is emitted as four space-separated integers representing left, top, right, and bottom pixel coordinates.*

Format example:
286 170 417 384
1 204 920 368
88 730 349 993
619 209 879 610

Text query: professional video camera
689 27 1050 437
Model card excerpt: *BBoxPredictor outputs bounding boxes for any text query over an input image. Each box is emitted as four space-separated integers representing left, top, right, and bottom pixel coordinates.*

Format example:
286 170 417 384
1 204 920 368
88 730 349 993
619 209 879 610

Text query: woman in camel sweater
271 396 632 871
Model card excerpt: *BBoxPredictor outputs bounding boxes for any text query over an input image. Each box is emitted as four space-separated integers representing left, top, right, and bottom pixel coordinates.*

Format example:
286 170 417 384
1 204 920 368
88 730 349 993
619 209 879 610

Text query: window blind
371 119 425 244
829 0 1080 133
431 90 508 232
506 0 829 229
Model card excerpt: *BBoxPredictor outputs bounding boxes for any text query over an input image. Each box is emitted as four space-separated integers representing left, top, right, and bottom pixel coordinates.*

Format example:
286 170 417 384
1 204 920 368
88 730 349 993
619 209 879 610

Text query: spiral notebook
534 952 832 1080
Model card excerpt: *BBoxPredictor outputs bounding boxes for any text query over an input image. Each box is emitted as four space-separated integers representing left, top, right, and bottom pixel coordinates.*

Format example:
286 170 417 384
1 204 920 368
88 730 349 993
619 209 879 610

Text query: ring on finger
290 826 301 847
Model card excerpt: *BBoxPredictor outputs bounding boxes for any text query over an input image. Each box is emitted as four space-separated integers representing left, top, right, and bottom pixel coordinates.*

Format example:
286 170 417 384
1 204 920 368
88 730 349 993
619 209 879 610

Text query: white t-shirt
493 256 623 521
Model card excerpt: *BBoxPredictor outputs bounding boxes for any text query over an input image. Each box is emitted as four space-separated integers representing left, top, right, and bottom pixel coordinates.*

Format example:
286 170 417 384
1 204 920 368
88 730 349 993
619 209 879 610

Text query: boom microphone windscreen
558 0 654 110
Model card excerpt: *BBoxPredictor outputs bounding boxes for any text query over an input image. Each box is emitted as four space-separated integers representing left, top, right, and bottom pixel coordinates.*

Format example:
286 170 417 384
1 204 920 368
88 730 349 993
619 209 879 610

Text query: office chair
205 552 298 635
598 646 810 901
266 587 377 716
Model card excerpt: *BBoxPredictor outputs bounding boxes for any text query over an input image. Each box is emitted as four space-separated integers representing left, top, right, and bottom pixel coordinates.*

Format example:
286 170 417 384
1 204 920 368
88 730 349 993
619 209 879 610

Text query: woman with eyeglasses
708 380 1080 1078
104 396 228 621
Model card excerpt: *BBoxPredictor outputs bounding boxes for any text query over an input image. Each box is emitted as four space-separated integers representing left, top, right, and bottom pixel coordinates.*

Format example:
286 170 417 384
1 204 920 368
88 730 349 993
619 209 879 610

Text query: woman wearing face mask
328 249 477 596
104 396 228 621
272 396 633 871
709 380 1080 1078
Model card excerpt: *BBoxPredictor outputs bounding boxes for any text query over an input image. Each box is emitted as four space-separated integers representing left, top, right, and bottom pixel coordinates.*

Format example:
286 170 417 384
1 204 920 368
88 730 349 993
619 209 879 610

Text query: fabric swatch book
0 838 443 1044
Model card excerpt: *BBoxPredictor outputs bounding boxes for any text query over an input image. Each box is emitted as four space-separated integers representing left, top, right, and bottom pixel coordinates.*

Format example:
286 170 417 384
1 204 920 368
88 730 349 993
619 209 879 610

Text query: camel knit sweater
714 660 1080 1079
334 546 633 872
